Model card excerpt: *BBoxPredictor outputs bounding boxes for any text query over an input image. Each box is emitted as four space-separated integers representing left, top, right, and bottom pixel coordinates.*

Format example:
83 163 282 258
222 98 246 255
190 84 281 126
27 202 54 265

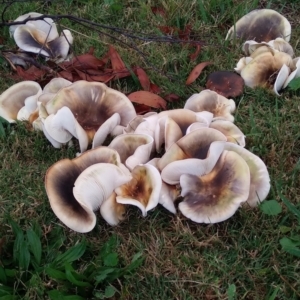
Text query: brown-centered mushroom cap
226 9 291 42
45 147 127 232
179 150 250 223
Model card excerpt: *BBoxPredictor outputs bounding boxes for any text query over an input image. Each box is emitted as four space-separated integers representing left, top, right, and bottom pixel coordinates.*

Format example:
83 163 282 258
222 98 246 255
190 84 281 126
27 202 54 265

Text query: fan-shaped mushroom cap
226 9 291 42
154 116 183 152
9 12 43 36
158 127 227 174
179 150 250 223
147 158 179 214
47 29 73 60
184 90 236 122
17 89 42 121
0 81 42 123
133 113 159 139
45 81 136 142
186 122 209 135
115 164 162 216
223 143 270 207
273 64 290 95
108 133 154 170
100 192 126 226
283 58 300 88
43 77 72 94
72 163 132 223
44 106 89 153
209 119 245 147
235 57 253 74
14 24 53 57
243 39 294 57
240 50 293 88
45 147 128 232
158 109 214 134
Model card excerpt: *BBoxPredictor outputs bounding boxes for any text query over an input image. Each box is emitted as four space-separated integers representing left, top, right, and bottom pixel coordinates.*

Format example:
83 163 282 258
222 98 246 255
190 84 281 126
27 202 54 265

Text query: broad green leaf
124 252 144 273
0 285 13 296
267 286 279 300
95 268 116 284
53 241 86 266
18 240 30 270
0 296 17 300
45 267 67 280
65 264 91 287
103 253 119 267
227 284 236 300
4 269 17 277
100 236 118 258
279 226 291 233
288 77 300 91
64 296 85 300
27 229 42 265
280 237 300 257
260 200 282 216
7 219 21 236
47 290 65 300
13 231 24 263
104 286 116 298
278 191 300 221
0 121 5 138
0 267 7 284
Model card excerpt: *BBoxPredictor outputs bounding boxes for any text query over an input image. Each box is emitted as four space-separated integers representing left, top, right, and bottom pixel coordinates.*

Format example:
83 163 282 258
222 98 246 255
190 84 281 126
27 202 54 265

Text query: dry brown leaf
134 103 153 114
136 68 150 91
164 93 180 102
109 45 126 71
14 65 47 81
151 6 166 17
128 91 167 109
189 45 201 61
62 53 105 70
186 61 212 85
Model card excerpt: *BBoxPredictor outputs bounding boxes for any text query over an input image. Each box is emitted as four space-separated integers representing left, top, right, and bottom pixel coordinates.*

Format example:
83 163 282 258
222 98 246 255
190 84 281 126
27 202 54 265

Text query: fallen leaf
151 6 166 17
179 24 192 40
157 26 178 35
136 68 150 91
189 45 201 61
15 65 47 81
164 93 180 102
113 68 131 80
58 70 74 81
186 61 212 85
62 53 105 70
149 83 161 94
128 91 167 109
109 45 126 71
134 103 153 114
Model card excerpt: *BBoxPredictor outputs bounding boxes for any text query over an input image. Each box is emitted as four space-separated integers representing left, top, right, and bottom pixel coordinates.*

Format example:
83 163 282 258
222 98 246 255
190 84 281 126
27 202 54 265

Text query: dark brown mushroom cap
206 71 244 98
226 9 291 42
45 146 124 233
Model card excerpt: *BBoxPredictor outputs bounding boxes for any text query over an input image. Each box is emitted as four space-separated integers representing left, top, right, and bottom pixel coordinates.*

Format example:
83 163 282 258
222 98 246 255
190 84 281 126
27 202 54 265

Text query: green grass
1 0 300 299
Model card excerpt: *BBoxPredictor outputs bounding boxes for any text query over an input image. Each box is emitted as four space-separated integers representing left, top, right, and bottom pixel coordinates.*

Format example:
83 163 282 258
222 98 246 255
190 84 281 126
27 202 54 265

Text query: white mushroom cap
0 81 42 123
223 143 270 207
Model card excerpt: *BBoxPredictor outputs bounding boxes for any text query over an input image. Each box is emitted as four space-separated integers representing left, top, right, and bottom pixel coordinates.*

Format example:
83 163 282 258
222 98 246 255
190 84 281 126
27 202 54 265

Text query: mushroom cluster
226 9 299 95
15 84 269 233
9 12 73 61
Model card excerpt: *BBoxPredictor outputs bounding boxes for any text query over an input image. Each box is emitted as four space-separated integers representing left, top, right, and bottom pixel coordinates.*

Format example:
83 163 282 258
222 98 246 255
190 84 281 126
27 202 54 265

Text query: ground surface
0 0 300 299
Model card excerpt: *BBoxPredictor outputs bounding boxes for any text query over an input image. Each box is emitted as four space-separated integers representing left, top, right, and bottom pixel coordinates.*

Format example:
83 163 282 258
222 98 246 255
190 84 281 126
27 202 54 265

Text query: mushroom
158 128 227 184
184 90 236 122
226 9 291 42
206 71 244 98
178 150 250 223
223 142 270 207
45 81 136 146
147 157 180 214
0 81 42 123
209 119 245 147
108 133 154 170
115 164 162 216
238 47 294 89
45 146 131 232
100 192 127 226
